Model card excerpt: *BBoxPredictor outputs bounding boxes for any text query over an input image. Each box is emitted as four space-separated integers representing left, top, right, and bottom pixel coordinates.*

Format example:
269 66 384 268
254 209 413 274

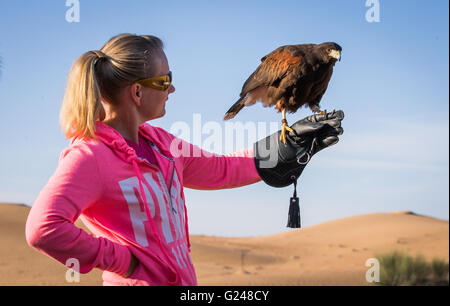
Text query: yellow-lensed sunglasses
136 71 172 91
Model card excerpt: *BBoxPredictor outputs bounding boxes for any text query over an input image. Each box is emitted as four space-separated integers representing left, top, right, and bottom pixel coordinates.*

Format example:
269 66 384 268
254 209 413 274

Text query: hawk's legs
280 109 294 144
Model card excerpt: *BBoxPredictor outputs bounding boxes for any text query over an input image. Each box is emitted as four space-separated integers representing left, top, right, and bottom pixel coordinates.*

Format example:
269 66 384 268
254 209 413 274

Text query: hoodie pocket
102 262 149 286
132 262 179 286
127 262 151 286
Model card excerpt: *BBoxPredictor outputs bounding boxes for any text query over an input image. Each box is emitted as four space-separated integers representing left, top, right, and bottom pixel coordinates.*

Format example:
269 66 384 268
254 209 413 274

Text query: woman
25 33 344 286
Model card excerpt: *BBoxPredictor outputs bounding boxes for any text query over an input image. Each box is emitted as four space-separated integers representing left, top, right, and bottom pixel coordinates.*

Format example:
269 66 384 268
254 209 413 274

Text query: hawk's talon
280 123 293 144
313 109 326 115
280 129 287 144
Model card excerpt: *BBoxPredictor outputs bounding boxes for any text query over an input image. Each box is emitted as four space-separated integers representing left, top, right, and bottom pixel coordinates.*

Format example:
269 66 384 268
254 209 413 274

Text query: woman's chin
153 109 165 120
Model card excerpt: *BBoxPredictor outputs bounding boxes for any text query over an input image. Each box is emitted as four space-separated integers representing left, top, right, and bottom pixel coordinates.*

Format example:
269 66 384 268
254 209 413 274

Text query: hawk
224 42 342 143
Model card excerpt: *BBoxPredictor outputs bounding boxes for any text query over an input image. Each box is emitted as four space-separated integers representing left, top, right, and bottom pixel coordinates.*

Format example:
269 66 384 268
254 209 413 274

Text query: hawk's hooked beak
329 49 341 61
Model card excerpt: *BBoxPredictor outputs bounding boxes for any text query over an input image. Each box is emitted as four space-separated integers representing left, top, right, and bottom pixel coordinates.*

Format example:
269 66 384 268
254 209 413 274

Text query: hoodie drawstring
150 142 191 253
131 159 180 283
183 195 191 252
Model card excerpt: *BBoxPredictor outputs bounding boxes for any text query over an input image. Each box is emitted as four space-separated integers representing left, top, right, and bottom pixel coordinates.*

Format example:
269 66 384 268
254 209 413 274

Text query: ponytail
60 51 105 140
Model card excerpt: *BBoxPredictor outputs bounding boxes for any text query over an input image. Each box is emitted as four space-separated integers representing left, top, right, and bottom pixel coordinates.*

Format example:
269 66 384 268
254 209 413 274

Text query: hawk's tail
224 97 245 120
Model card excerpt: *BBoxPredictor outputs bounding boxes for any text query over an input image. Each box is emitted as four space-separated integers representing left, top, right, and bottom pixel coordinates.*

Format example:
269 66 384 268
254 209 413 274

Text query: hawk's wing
239 45 312 97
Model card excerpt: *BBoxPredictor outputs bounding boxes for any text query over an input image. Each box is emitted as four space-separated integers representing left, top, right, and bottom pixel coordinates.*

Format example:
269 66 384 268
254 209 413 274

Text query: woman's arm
25 144 131 275
177 138 262 190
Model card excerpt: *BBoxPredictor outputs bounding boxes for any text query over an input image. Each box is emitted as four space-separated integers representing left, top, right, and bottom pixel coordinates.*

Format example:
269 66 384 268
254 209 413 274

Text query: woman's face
140 51 175 121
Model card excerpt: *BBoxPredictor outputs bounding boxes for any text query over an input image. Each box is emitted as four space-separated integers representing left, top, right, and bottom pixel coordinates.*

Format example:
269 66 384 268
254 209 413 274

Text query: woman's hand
122 253 139 278
254 110 344 187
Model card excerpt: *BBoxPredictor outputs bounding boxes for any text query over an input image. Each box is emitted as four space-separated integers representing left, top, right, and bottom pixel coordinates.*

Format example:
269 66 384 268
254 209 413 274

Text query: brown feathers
224 42 342 120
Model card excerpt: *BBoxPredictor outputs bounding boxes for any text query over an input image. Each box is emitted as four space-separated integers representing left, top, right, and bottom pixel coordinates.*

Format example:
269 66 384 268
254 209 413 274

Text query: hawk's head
317 42 342 63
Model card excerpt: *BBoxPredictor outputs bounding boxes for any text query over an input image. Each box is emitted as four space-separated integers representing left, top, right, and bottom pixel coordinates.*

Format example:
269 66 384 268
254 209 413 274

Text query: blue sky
0 0 448 237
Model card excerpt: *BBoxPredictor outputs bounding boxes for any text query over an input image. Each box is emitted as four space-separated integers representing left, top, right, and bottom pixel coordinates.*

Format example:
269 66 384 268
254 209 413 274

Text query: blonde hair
59 33 164 140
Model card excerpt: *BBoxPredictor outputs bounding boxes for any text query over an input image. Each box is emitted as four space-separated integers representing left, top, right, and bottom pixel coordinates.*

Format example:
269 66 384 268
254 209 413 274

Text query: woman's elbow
25 212 54 250
25 218 43 249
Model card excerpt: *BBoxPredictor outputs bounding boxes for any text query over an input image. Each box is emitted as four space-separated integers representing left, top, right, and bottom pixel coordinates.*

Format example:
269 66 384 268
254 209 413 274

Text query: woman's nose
169 84 175 94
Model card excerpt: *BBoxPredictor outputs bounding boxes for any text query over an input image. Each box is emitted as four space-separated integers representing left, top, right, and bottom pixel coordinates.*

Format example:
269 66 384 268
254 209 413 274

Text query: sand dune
0 203 447 286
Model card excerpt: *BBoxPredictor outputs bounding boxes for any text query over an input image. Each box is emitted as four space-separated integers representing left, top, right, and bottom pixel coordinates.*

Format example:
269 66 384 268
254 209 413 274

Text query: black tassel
287 177 301 228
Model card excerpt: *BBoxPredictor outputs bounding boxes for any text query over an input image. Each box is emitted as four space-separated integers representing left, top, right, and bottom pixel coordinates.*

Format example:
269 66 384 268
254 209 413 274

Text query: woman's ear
129 83 143 107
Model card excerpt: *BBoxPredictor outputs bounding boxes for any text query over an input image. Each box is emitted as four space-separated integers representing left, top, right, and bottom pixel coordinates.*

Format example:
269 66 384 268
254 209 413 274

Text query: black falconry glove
254 109 344 187
253 110 344 227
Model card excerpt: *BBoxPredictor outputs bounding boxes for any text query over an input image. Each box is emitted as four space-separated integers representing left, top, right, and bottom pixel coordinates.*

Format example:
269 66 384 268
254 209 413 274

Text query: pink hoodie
25 122 261 286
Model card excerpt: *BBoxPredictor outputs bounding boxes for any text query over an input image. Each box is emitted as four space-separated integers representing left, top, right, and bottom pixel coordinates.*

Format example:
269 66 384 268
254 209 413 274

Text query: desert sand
0 203 448 286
